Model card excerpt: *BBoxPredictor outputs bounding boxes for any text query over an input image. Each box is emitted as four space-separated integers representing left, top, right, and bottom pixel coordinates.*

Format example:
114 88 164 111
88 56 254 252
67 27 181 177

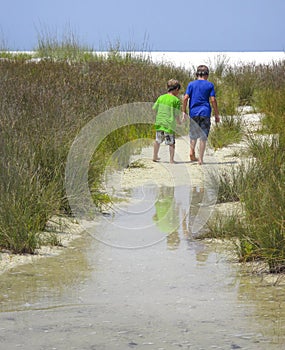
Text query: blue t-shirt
185 80 215 118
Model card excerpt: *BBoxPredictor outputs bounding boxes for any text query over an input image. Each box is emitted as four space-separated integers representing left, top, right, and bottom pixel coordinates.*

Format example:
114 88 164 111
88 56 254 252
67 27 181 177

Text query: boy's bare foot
190 153 198 161
170 160 178 164
152 157 160 162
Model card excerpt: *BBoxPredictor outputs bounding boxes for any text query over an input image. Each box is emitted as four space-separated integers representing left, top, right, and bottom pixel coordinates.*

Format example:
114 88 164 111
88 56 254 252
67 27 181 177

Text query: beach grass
207 130 285 273
209 115 244 149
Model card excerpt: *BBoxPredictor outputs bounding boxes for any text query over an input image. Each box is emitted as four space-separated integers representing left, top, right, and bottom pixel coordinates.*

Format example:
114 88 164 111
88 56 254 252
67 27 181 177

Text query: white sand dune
148 51 285 71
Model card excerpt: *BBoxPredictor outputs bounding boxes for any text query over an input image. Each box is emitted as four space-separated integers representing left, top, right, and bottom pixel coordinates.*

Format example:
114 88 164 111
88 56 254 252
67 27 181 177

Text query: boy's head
167 79 181 92
196 65 209 78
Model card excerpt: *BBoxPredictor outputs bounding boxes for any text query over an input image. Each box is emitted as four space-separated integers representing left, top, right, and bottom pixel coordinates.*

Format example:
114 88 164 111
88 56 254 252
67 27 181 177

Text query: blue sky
1 0 284 51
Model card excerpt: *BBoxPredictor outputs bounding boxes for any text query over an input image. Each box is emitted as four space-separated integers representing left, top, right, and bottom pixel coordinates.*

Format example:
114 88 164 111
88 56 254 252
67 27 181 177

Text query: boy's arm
176 116 182 125
182 94 189 121
152 100 158 111
175 101 182 125
210 96 220 123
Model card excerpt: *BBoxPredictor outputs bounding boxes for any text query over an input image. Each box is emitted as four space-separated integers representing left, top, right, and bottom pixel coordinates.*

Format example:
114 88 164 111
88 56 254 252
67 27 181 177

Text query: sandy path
116 109 261 190
119 135 238 189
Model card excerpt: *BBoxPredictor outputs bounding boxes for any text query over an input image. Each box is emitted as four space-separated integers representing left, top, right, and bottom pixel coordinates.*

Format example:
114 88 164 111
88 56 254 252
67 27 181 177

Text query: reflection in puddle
0 185 284 349
151 185 218 249
90 184 218 249
152 186 180 250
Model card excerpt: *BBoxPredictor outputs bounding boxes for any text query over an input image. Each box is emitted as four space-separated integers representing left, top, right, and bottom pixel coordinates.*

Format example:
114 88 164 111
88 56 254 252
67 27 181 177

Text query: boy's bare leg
153 141 160 161
198 140 206 165
190 139 198 161
169 144 175 163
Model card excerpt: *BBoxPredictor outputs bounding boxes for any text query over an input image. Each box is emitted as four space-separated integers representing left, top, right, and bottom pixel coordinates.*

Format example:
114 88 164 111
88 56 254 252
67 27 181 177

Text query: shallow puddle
0 185 284 350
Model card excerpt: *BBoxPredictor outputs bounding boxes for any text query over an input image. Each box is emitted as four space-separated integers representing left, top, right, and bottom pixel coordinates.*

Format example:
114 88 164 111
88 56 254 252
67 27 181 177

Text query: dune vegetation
207 60 285 273
0 36 284 273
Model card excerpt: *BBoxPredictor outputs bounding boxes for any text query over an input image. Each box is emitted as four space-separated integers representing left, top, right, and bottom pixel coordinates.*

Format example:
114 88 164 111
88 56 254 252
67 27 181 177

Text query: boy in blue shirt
182 65 220 165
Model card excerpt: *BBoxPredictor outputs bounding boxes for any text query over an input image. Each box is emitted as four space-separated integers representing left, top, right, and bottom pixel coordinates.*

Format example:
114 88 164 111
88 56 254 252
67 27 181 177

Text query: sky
1 0 285 52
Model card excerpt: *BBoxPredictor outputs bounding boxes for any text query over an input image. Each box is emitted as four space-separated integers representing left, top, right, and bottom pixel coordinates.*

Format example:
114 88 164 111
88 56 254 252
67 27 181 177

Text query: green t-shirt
152 93 181 134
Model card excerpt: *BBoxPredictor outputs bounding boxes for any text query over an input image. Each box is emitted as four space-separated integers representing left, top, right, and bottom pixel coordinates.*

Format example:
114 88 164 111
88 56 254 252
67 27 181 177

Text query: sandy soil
0 111 262 274
0 216 84 274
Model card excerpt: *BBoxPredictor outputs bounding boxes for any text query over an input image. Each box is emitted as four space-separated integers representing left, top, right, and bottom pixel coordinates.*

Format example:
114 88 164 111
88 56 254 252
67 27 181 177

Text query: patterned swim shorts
155 130 175 145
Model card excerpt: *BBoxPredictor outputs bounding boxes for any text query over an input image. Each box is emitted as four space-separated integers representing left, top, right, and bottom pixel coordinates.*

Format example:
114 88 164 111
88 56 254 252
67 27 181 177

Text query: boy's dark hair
167 79 181 92
196 65 209 77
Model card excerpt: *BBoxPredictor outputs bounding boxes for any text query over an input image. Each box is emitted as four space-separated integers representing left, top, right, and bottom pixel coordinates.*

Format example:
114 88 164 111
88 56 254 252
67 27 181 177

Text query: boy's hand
215 115 220 123
181 112 188 122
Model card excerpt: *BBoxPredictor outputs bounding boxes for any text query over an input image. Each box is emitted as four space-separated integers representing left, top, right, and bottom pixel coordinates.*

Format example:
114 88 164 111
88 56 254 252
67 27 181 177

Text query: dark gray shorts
189 116 211 141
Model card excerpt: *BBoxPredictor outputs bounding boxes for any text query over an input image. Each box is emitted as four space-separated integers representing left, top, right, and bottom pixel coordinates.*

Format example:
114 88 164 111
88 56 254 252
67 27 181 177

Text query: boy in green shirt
152 79 182 164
